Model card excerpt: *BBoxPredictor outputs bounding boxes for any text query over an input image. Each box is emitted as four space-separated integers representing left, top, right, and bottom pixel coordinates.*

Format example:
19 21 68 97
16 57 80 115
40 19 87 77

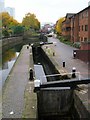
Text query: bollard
63 61 65 67
27 45 29 49
31 43 33 47
34 79 40 92
46 46 48 49
72 67 76 78
29 43 30 46
29 68 33 80
73 51 76 58
53 52 55 56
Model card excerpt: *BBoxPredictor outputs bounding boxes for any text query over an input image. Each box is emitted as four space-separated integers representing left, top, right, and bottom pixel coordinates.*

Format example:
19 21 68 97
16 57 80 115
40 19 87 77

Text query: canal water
0 45 22 86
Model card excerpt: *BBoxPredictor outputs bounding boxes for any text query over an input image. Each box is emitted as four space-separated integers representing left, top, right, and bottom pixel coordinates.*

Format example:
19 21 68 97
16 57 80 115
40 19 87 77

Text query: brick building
62 5 90 63
72 6 90 43
62 6 90 43
62 13 75 40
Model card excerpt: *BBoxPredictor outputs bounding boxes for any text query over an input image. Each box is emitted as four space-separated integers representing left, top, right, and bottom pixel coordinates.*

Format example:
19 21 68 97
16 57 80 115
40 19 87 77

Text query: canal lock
32 45 79 120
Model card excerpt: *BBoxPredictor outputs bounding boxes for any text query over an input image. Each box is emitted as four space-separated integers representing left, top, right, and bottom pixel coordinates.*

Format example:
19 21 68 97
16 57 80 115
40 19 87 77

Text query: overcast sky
5 0 89 24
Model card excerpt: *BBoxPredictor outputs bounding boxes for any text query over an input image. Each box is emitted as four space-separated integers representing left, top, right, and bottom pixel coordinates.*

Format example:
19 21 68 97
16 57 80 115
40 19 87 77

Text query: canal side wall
40 47 60 75
41 46 69 79
74 87 90 119
1 35 47 53
2 37 23 52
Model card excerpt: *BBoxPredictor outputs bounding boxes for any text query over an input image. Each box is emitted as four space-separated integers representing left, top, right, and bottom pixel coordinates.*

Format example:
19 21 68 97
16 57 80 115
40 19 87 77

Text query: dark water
0 45 22 86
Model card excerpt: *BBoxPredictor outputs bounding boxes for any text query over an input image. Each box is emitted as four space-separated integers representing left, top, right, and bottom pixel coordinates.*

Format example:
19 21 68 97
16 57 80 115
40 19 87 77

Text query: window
81 37 83 41
86 11 88 17
66 27 71 31
82 25 83 31
84 37 87 41
85 25 88 31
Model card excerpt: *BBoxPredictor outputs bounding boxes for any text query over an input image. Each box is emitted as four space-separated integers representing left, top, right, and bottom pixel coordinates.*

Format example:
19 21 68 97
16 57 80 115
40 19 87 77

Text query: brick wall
71 17 74 42
62 18 71 38
74 14 79 42
63 6 90 43
88 7 90 40
79 9 88 42
73 50 90 62
80 42 90 50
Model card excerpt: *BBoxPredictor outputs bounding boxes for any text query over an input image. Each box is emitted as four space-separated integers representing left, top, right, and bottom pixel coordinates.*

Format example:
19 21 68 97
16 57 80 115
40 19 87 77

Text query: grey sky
5 0 89 23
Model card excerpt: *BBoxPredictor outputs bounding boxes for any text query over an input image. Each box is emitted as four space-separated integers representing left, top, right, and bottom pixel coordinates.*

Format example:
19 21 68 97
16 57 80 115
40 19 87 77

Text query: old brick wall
88 7 90 40
74 14 79 42
74 50 90 62
80 42 90 50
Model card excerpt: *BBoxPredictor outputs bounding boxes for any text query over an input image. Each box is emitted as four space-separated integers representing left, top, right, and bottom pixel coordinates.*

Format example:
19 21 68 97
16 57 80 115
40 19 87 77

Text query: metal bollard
72 67 76 78
27 45 29 49
34 79 40 92
53 52 55 56
73 51 76 58
46 46 48 49
63 61 65 67
29 68 33 80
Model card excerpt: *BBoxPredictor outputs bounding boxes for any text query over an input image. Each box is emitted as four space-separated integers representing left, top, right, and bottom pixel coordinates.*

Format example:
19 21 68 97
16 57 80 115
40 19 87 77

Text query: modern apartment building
5 7 15 18
62 5 90 43
0 0 15 18
0 0 5 13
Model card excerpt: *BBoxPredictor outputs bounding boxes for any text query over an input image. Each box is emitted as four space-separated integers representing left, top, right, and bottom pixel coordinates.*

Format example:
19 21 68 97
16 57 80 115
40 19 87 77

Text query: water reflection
2 49 16 67
2 52 19 86
0 45 22 86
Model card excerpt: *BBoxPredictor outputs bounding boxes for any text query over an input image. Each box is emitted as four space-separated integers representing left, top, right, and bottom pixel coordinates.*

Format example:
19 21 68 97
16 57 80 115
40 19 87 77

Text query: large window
81 37 83 41
84 37 88 41
85 25 88 31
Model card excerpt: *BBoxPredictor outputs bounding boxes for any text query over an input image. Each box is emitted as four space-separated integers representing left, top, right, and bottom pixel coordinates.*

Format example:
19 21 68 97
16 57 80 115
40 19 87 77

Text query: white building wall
5 7 15 18
0 0 5 13
88 1 90 6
